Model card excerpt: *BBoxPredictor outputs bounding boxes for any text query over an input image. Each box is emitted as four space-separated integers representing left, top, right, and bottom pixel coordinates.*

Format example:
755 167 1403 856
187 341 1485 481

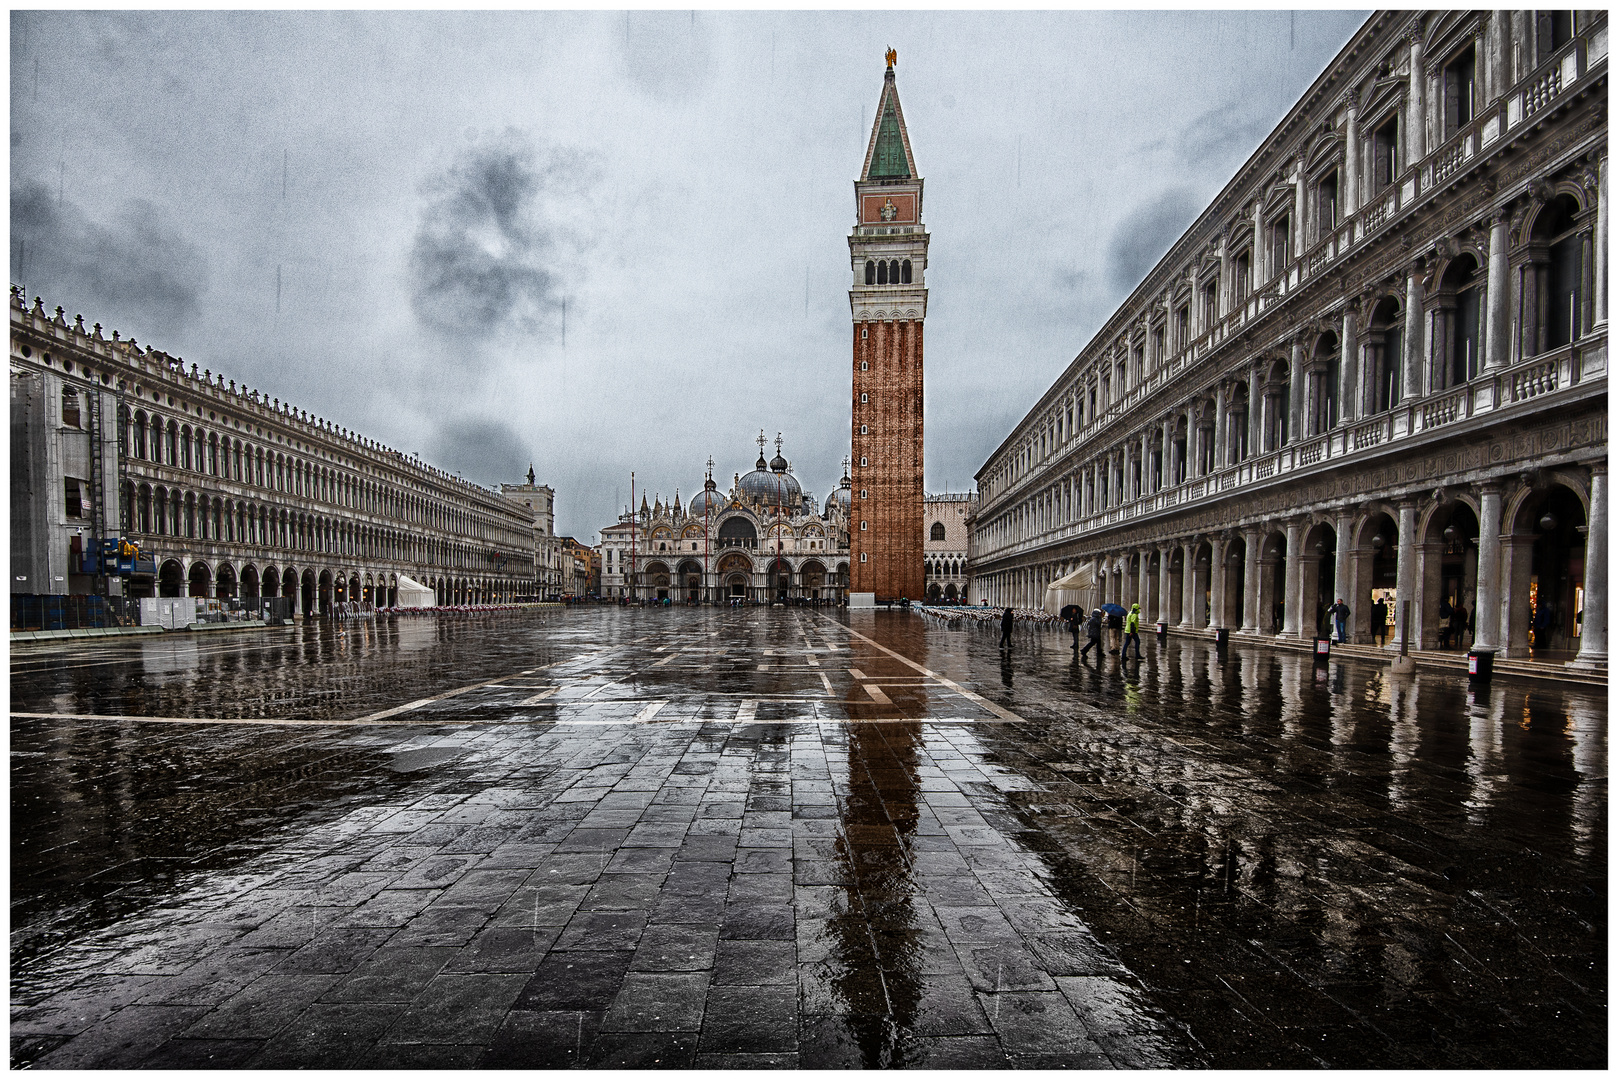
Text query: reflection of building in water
599 433 851 603
968 11 1607 670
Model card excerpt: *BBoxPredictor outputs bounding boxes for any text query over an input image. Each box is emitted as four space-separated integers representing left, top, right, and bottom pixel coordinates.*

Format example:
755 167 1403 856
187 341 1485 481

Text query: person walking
1080 608 1103 659
1450 600 1469 651
1068 610 1083 652
1123 603 1143 659
999 606 1015 649
1106 606 1124 654
1372 596 1388 646
1328 597 1351 643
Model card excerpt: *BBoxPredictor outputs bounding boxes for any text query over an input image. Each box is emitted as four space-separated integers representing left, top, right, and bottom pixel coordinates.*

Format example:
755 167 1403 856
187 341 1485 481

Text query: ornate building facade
849 51 928 605
11 290 548 612
971 11 1607 667
500 470 565 599
600 435 851 603
924 492 974 602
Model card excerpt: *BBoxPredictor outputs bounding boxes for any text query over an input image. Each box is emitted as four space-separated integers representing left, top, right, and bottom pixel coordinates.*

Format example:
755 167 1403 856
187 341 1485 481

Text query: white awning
1044 561 1098 615
395 574 436 608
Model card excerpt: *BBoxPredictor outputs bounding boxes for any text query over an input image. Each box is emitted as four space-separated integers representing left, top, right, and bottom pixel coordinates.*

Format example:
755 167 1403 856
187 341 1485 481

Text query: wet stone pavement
9 607 1606 1068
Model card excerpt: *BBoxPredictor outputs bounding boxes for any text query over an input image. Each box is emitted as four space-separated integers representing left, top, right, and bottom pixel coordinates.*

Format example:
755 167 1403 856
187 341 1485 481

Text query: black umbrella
1059 604 1081 621
1100 603 1127 616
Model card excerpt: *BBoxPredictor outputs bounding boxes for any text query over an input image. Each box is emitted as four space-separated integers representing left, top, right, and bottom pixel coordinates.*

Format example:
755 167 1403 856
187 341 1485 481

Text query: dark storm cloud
408 131 587 341
1105 186 1202 294
430 416 532 486
1177 101 1273 170
10 180 208 329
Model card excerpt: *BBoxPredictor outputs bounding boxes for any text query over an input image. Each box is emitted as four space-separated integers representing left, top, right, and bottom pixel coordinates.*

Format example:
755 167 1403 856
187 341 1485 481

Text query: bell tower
849 48 927 606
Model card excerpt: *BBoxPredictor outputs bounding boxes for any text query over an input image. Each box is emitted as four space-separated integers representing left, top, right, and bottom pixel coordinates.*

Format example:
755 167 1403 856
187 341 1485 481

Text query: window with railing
1535 10 1572 64
1442 44 1476 138
1269 217 1289 277
1372 116 1400 192
1315 170 1339 238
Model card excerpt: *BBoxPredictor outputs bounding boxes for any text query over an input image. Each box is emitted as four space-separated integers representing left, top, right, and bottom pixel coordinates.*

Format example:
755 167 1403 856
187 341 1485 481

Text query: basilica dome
825 469 852 516
737 435 803 510
688 478 725 518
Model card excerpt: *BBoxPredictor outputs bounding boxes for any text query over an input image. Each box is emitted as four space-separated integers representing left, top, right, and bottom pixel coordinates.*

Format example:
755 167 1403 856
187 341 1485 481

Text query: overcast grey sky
11 10 1368 541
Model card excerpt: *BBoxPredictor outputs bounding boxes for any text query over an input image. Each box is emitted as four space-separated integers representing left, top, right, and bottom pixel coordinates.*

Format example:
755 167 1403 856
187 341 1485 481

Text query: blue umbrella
1100 603 1127 616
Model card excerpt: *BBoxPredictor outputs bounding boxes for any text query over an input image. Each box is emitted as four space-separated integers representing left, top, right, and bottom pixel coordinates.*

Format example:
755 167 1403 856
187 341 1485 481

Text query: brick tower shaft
848 53 927 606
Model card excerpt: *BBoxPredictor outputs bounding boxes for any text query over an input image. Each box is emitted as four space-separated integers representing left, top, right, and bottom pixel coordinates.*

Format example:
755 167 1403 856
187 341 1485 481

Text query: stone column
1407 20 1427 164
1212 385 1228 469
1157 543 1174 625
1343 90 1360 216
1473 484 1503 650
1597 154 1608 328
1339 302 1359 424
1574 464 1607 668
1403 264 1426 401
1241 528 1262 632
1283 519 1306 637
1289 337 1305 443
1180 540 1198 628
1335 510 1356 638
1485 211 1512 371
1138 546 1153 616
1184 405 1196 478
1394 501 1419 649
1247 365 1263 459
1208 536 1228 629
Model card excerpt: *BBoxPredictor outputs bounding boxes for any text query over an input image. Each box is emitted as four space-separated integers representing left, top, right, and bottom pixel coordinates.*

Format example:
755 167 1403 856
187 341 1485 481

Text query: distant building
602 433 851 603
10 289 543 610
500 468 564 600
924 492 975 602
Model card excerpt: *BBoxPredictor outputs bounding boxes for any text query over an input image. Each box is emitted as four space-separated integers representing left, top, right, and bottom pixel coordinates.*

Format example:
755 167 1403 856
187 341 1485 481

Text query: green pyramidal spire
860 60 916 182
870 98 910 179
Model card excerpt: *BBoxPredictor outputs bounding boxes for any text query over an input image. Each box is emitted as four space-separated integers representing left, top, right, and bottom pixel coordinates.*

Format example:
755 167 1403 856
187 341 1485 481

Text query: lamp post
629 471 637 604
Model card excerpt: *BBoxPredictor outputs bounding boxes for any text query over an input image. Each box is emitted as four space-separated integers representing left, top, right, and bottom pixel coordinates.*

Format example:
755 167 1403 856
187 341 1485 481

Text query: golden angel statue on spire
885 47 896 69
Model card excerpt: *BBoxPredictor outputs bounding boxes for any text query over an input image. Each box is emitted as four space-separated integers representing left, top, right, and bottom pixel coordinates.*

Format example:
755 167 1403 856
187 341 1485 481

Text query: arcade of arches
977 465 1607 665
970 11 1607 671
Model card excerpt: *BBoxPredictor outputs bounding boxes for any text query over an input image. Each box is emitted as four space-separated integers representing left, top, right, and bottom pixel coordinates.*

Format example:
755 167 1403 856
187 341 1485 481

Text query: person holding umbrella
1100 602 1127 654
1080 608 1104 659
1060 604 1082 652
999 606 1015 649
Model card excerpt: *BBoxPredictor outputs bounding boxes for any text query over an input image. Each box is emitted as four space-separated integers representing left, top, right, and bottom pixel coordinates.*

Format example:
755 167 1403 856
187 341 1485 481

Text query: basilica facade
971 10 1607 667
600 435 851 603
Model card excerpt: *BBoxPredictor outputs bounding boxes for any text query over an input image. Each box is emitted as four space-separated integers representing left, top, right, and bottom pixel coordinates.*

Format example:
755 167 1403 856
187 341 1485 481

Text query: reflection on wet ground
9 608 1605 1067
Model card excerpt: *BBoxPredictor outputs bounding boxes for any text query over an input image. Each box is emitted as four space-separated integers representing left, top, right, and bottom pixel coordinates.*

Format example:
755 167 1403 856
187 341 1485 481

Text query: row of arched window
864 259 913 285
124 481 507 571
924 558 965 578
121 406 524 550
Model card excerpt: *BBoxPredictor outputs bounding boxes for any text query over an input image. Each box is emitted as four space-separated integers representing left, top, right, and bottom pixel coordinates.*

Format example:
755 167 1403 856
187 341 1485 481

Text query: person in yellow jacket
1122 603 1143 660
